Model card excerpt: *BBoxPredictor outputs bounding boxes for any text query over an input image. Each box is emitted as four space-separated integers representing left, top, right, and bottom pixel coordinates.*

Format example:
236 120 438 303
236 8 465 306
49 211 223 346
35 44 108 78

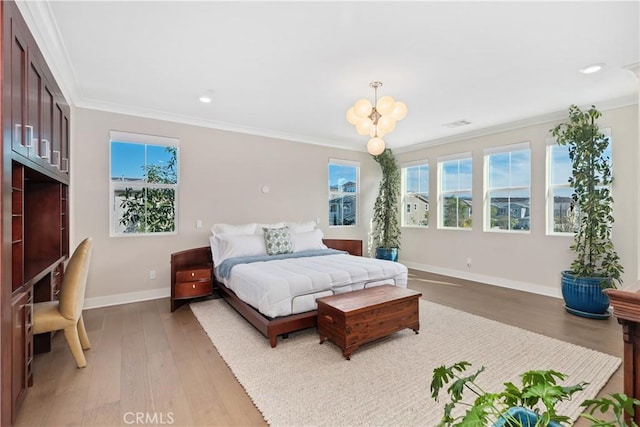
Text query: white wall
395 105 639 296
72 104 638 307
71 108 381 307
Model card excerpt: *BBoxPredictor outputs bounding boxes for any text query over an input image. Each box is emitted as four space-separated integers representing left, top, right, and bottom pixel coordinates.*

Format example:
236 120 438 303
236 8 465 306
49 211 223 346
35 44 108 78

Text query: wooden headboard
173 239 363 270
322 239 362 256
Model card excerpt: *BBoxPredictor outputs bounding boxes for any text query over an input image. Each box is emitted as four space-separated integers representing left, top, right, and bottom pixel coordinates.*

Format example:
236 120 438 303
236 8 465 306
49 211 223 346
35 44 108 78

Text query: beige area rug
191 298 621 426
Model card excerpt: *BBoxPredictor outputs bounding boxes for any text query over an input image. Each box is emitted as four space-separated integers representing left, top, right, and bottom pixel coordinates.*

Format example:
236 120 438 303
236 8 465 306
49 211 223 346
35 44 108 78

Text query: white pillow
291 228 327 252
216 233 268 265
209 235 223 267
210 223 257 236
287 220 317 234
255 222 286 234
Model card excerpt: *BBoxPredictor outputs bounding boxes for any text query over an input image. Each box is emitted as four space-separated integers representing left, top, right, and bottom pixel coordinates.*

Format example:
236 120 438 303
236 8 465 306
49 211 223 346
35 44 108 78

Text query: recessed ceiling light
199 96 212 103
579 63 604 74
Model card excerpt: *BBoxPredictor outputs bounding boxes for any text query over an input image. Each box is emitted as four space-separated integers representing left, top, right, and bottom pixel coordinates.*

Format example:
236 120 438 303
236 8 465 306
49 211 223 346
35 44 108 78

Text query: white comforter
217 253 408 318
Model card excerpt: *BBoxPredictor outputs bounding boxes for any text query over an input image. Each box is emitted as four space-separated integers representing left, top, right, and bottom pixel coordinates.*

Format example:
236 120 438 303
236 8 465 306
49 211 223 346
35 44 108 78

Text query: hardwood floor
15 269 623 426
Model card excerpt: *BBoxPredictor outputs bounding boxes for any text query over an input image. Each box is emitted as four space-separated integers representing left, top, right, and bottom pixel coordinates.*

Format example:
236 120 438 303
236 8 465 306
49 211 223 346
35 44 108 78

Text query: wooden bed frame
177 239 363 348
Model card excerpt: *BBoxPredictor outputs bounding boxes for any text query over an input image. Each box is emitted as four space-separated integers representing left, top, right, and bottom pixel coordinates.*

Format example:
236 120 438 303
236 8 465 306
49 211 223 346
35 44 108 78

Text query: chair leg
63 325 87 368
77 315 91 350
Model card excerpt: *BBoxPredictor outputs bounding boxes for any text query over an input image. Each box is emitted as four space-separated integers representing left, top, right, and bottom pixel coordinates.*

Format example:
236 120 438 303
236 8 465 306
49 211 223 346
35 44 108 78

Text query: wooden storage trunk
317 285 421 359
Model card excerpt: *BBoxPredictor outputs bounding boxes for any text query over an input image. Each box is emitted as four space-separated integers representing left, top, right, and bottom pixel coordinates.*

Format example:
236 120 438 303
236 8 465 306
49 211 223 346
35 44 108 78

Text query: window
110 131 179 236
402 161 429 227
546 130 612 234
438 153 472 229
484 142 531 232
328 159 359 226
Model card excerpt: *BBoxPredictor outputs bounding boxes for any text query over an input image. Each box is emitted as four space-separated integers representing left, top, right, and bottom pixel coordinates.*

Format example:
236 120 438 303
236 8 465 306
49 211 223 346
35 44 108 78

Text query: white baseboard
402 261 563 299
82 263 565 310
84 287 170 310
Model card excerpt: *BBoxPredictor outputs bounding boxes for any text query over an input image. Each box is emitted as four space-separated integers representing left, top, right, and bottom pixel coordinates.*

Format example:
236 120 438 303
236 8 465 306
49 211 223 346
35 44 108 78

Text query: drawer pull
323 315 334 324
192 284 196 289
191 272 195 277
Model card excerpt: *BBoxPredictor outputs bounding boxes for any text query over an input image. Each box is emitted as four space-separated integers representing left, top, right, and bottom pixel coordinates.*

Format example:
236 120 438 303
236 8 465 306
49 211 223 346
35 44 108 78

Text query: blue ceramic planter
375 247 398 262
561 271 611 319
493 407 562 427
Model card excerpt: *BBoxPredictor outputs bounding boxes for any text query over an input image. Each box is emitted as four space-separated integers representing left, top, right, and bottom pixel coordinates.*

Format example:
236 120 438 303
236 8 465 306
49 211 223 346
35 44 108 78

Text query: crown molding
75 97 360 152
394 94 639 154
15 1 80 105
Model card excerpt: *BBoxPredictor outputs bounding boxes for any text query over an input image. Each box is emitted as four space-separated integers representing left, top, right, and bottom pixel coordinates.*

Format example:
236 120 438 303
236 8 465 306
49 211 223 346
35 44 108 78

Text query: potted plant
430 361 640 427
371 148 401 261
550 105 623 318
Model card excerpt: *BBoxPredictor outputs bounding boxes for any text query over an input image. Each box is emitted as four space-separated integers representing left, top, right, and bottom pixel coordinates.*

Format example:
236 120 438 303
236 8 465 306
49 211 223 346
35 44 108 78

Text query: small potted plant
550 105 623 318
430 361 640 426
371 148 401 261
430 361 585 426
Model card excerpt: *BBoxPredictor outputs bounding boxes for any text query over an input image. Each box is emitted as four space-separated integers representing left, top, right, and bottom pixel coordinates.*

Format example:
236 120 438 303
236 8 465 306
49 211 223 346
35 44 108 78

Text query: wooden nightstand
170 247 213 312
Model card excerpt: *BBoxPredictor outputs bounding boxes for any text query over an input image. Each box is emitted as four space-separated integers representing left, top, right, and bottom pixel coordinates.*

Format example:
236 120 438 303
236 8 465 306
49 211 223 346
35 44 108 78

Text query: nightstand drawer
176 268 211 282
175 281 212 299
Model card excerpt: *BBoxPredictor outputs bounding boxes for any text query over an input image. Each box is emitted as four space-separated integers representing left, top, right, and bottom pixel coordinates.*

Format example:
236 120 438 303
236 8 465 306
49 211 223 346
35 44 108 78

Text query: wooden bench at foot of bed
174 239 364 348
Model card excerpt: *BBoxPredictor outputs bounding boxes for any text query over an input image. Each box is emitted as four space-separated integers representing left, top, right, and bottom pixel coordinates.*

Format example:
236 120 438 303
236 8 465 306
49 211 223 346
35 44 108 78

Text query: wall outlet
149 270 157 280
466 258 472 268
196 219 203 229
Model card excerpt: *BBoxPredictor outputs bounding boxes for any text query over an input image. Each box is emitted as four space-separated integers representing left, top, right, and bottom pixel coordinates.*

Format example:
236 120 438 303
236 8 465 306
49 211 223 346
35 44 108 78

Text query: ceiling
18 1 640 153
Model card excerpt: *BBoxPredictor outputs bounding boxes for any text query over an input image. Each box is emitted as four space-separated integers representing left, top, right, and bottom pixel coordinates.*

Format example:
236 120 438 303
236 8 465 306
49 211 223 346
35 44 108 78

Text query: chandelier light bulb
390 101 408 121
367 137 385 156
377 116 396 134
353 99 373 117
356 118 374 135
376 95 396 116
346 107 358 125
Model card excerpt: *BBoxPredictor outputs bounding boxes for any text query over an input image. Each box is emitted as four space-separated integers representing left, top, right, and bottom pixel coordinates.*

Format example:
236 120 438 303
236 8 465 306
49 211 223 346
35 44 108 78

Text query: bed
185 222 409 347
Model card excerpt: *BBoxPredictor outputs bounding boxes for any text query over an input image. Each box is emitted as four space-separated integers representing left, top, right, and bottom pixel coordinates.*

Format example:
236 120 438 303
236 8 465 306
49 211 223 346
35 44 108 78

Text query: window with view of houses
402 161 429 227
328 159 359 226
484 142 531 232
547 131 612 234
109 131 179 236
438 153 472 229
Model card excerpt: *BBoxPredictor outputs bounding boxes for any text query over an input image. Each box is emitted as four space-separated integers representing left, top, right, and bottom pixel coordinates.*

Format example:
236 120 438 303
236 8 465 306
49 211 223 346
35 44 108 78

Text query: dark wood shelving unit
1 2 72 424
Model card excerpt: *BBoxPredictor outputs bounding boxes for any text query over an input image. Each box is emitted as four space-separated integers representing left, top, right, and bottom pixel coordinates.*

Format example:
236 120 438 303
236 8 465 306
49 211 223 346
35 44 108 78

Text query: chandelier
346 81 407 156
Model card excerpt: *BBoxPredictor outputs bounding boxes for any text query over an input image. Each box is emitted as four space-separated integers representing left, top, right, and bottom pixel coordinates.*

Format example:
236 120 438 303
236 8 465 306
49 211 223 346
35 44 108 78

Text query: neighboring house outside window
328 159 359 226
402 161 429 227
110 131 179 236
546 130 612 235
438 153 473 229
484 142 531 232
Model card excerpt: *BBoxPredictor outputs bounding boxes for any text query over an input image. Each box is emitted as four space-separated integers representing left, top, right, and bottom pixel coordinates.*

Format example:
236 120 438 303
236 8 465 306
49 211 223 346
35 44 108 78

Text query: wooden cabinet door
27 56 42 163
61 113 70 174
7 10 29 158
40 86 53 165
51 102 62 170
11 290 32 422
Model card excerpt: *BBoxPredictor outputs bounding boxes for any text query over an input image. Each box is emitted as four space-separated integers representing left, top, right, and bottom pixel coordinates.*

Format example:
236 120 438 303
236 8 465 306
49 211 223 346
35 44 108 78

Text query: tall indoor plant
371 148 401 261
551 105 623 318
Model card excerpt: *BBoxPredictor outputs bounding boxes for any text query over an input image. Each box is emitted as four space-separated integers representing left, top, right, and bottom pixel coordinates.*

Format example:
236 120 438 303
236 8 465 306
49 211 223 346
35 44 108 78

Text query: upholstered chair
33 237 93 368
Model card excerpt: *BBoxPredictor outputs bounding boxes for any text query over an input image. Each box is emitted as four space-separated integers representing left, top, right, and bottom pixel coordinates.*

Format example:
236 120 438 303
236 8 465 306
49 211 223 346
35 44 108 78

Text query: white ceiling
18 1 640 153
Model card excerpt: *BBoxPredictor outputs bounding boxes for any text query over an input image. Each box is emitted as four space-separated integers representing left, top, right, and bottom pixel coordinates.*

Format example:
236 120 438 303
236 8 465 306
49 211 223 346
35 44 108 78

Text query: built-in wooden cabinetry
1 1 71 424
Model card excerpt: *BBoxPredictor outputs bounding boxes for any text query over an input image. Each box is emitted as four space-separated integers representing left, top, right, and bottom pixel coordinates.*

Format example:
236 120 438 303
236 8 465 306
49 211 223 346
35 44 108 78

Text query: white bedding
216 253 408 318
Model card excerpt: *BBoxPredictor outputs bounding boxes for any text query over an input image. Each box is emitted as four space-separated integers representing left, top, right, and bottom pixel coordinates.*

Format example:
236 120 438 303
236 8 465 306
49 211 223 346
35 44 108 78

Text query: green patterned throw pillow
263 226 293 255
